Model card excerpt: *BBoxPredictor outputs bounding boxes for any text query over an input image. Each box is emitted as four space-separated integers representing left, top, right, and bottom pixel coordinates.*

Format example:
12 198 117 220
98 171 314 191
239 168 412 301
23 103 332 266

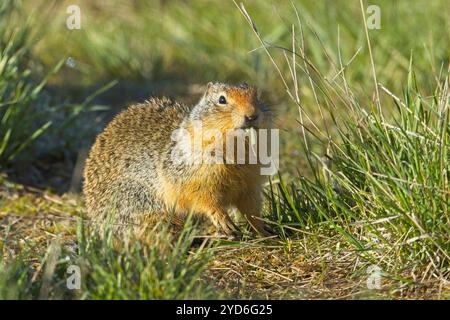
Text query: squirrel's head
190 82 271 132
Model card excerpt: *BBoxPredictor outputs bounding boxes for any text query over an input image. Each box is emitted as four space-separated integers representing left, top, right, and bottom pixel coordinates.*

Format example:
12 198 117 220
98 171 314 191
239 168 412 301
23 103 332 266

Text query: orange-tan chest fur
159 163 263 213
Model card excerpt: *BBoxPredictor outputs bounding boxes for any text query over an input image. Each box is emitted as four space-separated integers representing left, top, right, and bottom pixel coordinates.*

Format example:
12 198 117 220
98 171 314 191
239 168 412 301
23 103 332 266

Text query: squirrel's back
93 97 190 159
83 98 191 229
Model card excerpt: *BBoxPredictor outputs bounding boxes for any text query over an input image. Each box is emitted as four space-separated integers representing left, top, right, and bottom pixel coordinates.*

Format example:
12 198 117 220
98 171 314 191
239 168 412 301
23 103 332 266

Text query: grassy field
0 0 449 299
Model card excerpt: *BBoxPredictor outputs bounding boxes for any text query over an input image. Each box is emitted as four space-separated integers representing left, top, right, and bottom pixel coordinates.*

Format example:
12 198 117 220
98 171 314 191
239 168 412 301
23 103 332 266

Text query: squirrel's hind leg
235 191 272 237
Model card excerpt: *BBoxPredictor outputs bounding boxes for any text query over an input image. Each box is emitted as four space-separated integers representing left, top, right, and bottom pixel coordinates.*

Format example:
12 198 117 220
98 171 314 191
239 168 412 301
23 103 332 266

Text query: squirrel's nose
244 114 259 124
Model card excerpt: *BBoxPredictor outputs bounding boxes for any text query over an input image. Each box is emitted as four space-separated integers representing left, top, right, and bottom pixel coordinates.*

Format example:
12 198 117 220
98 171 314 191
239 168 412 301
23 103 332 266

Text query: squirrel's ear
202 82 213 100
203 82 215 98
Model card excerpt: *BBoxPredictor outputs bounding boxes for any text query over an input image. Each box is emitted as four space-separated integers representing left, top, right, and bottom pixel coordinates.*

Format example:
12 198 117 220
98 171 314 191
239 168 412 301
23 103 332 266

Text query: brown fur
83 83 272 241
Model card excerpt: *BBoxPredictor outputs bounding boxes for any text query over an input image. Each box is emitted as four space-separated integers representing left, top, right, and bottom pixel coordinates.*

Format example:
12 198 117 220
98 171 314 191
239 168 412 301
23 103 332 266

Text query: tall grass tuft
0 2 111 169
0 2 53 165
237 2 449 278
0 217 215 300
77 217 215 299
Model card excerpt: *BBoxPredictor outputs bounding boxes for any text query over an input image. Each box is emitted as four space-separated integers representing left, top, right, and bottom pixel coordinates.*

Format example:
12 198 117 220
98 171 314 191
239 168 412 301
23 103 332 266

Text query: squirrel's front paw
252 224 277 238
215 229 242 241
214 216 242 239
262 224 277 237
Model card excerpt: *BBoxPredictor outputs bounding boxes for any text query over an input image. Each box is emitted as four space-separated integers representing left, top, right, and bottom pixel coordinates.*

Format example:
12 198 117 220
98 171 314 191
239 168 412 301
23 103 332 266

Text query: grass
1 212 215 299
1 185 446 299
35 1 449 91
0 2 111 178
0 2 54 166
0 0 449 299
240 0 449 287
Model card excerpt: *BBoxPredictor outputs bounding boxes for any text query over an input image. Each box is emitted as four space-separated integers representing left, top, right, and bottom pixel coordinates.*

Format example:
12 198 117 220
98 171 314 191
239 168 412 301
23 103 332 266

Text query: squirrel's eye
218 96 227 104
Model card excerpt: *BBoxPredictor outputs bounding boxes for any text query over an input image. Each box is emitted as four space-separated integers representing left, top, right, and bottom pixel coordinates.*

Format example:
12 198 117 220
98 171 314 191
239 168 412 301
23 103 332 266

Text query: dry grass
0 177 81 260
206 239 449 299
1 179 448 299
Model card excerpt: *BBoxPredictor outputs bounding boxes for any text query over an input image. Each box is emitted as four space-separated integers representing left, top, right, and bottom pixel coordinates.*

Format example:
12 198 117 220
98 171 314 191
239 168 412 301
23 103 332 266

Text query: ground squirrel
83 82 273 240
